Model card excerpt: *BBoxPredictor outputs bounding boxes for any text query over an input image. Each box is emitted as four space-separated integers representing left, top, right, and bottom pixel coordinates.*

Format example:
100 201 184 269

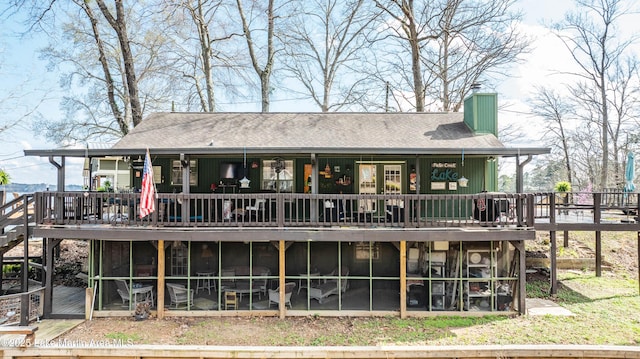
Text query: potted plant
554 181 572 208
554 181 571 195
134 302 150 321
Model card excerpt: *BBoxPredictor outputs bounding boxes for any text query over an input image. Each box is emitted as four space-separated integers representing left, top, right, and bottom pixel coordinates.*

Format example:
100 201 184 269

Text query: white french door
358 164 377 213
358 163 404 214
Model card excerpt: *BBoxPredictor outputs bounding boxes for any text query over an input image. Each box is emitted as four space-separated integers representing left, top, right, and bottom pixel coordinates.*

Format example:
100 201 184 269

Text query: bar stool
196 272 215 294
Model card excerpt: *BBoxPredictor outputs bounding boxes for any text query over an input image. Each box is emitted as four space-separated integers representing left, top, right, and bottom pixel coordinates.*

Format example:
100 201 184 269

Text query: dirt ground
20 232 640 345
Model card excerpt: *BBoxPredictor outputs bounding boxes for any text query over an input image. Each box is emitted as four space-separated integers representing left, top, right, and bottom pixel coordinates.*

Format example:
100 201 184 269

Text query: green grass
104 331 142 342
177 270 639 346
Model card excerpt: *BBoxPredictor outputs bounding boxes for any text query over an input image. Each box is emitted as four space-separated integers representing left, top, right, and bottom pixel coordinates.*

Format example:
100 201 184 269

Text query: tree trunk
82 1 128 135
600 73 609 190
236 0 275 113
405 2 424 112
96 0 143 127
193 0 215 112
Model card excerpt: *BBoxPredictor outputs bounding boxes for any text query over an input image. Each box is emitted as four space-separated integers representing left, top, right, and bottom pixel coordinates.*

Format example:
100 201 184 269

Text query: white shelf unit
465 249 496 311
429 251 446 311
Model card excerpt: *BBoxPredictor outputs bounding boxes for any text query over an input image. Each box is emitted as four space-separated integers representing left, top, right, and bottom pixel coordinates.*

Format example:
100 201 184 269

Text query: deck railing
33 191 640 229
0 285 44 326
34 191 533 228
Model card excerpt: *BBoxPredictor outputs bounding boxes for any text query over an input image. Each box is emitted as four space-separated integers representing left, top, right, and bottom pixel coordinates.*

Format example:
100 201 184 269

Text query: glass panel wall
92 239 520 315
371 242 400 311
165 241 192 310
190 242 219 311
251 242 278 309
97 240 157 312
403 240 519 312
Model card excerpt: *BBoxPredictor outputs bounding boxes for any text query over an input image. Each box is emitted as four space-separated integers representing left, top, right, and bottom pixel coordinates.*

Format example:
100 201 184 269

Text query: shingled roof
111 112 503 154
25 112 549 157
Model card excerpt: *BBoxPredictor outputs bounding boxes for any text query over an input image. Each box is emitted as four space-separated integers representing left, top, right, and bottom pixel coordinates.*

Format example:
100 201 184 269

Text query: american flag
139 149 156 218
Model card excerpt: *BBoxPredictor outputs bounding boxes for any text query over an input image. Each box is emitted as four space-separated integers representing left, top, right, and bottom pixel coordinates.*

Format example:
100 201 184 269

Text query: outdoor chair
254 270 270 300
225 291 238 310
309 267 349 304
246 199 266 221
166 283 194 308
220 268 236 290
115 279 131 305
268 282 296 308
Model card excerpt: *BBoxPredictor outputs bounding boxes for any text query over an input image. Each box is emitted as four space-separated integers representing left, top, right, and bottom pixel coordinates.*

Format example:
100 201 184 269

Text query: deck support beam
594 193 602 277
43 238 62 318
279 240 285 319
549 193 557 295
157 239 166 319
399 240 406 318
550 231 557 295
517 240 526 314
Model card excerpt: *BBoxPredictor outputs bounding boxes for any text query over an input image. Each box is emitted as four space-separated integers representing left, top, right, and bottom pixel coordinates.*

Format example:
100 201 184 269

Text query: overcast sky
0 0 631 186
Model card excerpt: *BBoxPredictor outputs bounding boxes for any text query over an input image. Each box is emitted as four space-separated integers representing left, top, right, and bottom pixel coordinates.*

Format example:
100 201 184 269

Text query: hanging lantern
239 176 251 188
458 149 468 187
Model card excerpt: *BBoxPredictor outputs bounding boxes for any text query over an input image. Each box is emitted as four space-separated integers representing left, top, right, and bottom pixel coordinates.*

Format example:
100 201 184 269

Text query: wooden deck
0 318 83 348
52 285 84 315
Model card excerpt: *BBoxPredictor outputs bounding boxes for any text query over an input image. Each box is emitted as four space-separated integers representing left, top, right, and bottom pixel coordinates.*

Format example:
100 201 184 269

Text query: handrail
0 286 45 326
31 191 640 230
1 194 34 242
1 194 34 224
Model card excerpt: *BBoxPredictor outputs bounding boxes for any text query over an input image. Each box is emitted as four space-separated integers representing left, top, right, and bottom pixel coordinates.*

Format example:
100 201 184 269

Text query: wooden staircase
0 194 44 327
0 194 35 255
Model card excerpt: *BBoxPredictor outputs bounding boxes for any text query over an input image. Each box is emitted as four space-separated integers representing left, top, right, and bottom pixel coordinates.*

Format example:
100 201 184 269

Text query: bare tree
15 0 134 143
81 0 127 135
422 0 529 111
530 87 575 184
374 0 436 112
95 0 143 127
235 0 277 112
374 0 528 112
605 56 640 187
280 0 380 112
551 0 638 189
10 1 177 143
165 0 244 112
571 121 604 189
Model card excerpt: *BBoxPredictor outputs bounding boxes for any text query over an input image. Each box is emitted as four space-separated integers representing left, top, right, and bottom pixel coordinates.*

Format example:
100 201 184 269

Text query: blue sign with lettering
431 168 459 182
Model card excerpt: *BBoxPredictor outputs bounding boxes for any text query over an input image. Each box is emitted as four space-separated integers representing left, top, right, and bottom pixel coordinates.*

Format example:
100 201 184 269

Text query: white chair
220 268 236 290
166 283 194 308
246 199 266 220
115 279 131 305
268 282 296 308
253 270 270 300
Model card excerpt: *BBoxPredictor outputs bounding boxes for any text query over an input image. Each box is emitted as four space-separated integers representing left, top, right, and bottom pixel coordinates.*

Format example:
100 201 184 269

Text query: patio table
131 285 154 306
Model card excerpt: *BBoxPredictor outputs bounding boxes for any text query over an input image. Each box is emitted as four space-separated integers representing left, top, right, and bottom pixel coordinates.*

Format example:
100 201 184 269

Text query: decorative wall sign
153 166 162 183
431 162 460 182
431 182 446 190
448 182 457 190
431 162 457 168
